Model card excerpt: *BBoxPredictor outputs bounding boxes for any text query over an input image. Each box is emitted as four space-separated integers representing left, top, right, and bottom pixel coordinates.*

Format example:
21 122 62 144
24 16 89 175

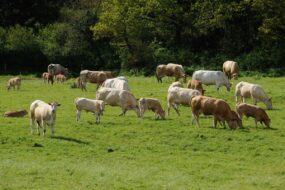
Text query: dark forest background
0 0 284 76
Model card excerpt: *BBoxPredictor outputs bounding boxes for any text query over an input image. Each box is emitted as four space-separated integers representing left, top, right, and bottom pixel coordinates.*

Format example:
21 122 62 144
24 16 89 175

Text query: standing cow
156 63 186 83
223 61 239 80
192 70 232 91
47 64 69 77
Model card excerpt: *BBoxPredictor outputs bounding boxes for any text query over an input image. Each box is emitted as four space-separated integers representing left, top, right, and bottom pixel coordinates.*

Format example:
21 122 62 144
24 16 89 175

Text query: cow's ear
269 97 272 101
57 104 61 106
48 102 52 105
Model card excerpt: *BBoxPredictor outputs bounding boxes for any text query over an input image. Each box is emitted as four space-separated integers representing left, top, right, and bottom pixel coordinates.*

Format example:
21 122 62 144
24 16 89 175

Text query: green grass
0 75 285 190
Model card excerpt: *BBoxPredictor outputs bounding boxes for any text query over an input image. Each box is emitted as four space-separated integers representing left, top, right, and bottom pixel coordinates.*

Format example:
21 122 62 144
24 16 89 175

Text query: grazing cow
74 97 105 123
236 103 271 128
4 110 28 117
138 98 165 119
191 96 240 129
235 81 272 110
30 100 61 136
71 77 86 91
156 63 186 83
55 74 67 83
96 87 140 117
101 76 130 91
7 77 21 91
223 61 239 80
80 70 110 90
47 64 68 77
187 79 205 95
167 82 201 116
192 70 232 91
42 72 54 85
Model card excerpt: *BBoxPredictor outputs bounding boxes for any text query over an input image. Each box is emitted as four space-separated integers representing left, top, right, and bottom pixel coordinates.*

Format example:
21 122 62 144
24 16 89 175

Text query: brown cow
191 96 240 129
55 74 67 83
187 79 205 95
138 98 165 119
236 103 271 128
42 72 54 85
4 110 28 117
80 70 114 90
156 63 186 83
223 61 239 80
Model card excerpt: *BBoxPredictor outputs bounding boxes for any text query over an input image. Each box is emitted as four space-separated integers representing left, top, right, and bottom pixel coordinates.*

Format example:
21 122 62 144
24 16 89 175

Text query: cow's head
226 83 232 92
232 73 238 80
49 101 61 113
265 98 273 110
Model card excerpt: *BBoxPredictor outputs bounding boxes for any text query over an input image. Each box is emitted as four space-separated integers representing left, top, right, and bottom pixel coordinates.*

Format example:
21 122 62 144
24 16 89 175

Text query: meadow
0 75 285 190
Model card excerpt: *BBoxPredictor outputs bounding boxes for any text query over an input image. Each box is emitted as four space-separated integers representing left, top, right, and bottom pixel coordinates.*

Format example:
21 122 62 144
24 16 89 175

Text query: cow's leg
51 124 55 136
242 96 246 103
167 102 171 116
42 121 46 136
76 110 81 122
173 104 180 116
254 119 258 128
214 117 218 128
95 113 100 124
216 84 220 91
119 109 127 116
36 121 40 135
195 114 200 128
30 118 35 135
253 98 257 105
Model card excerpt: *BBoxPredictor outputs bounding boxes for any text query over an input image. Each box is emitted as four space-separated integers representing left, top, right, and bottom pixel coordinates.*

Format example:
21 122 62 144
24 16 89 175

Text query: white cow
192 70 232 91
30 100 61 136
235 81 272 110
96 87 140 117
74 98 105 123
101 76 130 91
167 82 201 116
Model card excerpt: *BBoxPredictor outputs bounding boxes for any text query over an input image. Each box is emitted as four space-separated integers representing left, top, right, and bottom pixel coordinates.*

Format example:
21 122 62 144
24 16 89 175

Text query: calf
30 100 61 136
55 74 67 83
236 103 271 128
7 77 21 91
42 72 54 85
187 79 205 95
191 96 240 129
138 98 165 119
75 98 105 123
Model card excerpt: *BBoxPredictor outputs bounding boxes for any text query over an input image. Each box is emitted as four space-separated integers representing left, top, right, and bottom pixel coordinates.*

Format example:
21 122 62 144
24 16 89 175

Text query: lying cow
187 79 205 95
30 100 61 136
7 77 21 91
4 110 28 117
223 60 239 80
74 97 105 123
236 103 271 128
96 87 140 117
191 96 241 129
47 63 68 77
156 63 186 83
138 98 165 119
235 81 272 110
101 76 130 91
192 70 232 91
167 82 201 116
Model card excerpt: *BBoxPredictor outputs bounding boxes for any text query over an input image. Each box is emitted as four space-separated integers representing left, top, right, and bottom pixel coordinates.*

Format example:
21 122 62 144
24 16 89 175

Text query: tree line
0 0 284 76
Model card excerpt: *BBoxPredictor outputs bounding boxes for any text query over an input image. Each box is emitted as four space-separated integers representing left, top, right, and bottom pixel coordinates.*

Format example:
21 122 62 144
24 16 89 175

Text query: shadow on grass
51 136 90 145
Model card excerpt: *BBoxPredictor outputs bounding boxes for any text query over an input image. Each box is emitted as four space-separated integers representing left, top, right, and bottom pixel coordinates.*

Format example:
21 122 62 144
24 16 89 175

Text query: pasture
0 75 285 189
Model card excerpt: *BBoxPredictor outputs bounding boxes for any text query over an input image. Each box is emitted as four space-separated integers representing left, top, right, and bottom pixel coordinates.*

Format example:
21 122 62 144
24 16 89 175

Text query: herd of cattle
4 61 272 136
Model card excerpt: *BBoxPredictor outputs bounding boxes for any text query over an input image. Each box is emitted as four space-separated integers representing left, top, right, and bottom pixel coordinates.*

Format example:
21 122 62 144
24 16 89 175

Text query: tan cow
55 74 67 83
156 63 186 83
7 77 21 91
236 103 271 128
80 70 112 90
223 61 239 80
138 98 165 119
191 96 241 129
42 72 54 85
187 79 205 95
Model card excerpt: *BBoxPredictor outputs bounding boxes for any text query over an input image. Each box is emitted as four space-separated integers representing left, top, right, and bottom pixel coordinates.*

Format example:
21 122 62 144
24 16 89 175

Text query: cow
235 81 272 110
96 87 140 117
101 76 130 91
74 98 105 123
223 60 239 80
55 74 67 83
80 70 112 90
191 96 241 129
7 77 21 91
156 63 186 83
192 70 232 91
4 110 28 117
42 72 54 85
187 79 205 95
236 103 271 128
47 64 68 77
167 82 201 116
138 98 165 119
30 100 61 136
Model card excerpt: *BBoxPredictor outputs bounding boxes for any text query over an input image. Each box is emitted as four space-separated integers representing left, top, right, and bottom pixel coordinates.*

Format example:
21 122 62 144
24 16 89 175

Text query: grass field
0 75 285 190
